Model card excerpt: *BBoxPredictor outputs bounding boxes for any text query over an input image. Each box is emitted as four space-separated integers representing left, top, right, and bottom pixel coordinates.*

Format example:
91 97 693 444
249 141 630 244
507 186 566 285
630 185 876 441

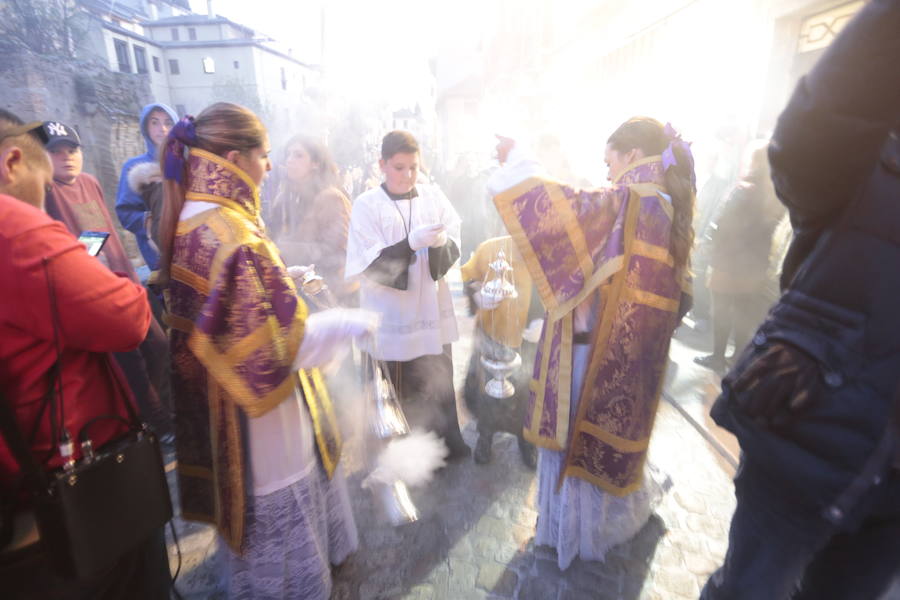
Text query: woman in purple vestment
489 117 696 569
157 103 377 599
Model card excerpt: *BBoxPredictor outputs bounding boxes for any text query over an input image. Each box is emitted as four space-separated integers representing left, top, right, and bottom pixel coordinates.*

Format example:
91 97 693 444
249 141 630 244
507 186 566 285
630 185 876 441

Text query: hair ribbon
163 116 197 184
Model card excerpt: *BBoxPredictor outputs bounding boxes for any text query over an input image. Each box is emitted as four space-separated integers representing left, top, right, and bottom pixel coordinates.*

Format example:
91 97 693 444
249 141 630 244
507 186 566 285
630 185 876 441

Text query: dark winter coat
707 178 783 294
712 0 900 528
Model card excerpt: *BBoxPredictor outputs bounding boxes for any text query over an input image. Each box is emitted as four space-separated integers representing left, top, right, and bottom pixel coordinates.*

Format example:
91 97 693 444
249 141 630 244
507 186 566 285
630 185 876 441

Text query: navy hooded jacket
712 0 900 526
115 102 178 271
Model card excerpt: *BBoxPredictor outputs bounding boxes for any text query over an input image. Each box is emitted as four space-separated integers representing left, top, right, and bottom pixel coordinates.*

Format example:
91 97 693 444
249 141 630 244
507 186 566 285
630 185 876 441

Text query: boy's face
380 151 418 195
49 142 83 183
147 110 174 147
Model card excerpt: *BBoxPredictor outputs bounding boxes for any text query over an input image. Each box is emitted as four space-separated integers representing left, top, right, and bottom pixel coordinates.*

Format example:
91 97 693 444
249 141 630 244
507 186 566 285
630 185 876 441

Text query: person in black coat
694 141 785 372
702 1 900 598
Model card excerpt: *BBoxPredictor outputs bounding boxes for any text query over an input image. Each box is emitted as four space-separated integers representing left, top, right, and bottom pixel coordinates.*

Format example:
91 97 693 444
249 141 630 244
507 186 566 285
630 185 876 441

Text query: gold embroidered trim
166 313 195 334
171 263 211 296
612 156 662 185
632 239 674 267
624 288 679 312
577 420 651 453
565 465 644 497
494 177 557 312
556 313 573 448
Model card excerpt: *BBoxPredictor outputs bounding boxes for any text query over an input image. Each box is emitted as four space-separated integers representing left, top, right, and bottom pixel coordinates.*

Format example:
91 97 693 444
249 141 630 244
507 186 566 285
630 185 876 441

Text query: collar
185 148 261 223
381 182 418 201
612 155 665 186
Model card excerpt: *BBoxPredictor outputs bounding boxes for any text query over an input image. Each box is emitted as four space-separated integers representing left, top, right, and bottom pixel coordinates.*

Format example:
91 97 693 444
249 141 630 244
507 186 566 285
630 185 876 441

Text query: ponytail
663 142 696 280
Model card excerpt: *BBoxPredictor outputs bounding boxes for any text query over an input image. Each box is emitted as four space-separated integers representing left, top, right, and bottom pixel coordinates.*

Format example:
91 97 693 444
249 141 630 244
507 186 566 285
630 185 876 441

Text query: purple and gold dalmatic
495 156 690 496
167 148 342 552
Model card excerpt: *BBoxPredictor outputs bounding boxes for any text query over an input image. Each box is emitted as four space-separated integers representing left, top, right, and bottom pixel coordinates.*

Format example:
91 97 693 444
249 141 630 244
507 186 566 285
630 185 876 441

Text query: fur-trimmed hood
128 161 162 194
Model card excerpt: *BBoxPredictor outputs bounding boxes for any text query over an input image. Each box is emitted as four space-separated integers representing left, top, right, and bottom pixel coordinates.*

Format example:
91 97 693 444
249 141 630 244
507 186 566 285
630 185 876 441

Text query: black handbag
0 257 173 580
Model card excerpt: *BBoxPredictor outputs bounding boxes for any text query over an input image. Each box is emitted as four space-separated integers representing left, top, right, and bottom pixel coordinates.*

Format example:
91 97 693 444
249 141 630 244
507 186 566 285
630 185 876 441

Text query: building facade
78 0 319 146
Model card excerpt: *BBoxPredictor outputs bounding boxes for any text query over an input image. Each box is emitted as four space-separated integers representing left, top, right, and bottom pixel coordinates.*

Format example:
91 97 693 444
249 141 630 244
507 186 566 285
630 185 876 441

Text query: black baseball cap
41 121 81 150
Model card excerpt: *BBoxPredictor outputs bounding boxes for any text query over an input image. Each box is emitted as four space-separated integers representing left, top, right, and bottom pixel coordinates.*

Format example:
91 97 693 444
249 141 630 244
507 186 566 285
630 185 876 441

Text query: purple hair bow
163 116 197 184
661 123 696 191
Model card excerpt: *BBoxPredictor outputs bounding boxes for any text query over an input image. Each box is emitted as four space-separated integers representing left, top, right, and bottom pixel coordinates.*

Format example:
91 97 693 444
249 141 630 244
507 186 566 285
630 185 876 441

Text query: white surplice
345 184 460 362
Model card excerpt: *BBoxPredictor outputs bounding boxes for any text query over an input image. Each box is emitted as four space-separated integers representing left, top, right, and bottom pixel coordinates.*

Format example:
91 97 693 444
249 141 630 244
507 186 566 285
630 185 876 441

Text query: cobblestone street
328 395 736 600
166 396 737 600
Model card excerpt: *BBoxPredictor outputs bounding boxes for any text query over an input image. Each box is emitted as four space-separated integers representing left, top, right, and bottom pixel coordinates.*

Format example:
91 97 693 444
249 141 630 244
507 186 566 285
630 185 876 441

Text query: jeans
702 461 900 599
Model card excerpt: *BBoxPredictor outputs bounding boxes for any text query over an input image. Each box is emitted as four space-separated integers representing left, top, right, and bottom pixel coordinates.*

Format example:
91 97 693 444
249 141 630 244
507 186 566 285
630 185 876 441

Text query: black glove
728 342 822 428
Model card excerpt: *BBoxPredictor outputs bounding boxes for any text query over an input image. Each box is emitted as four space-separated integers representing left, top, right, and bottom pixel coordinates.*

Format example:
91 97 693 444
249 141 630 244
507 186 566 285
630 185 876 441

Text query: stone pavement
163 396 736 600
327 395 736 600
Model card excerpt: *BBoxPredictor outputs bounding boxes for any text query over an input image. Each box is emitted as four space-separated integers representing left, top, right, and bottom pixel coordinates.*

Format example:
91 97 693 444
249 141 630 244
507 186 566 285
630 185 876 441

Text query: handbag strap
41 258 69 453
98 354 145 431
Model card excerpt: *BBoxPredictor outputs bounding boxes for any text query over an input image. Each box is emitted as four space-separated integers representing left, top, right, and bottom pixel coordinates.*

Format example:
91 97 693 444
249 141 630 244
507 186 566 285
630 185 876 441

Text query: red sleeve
7 208 150 352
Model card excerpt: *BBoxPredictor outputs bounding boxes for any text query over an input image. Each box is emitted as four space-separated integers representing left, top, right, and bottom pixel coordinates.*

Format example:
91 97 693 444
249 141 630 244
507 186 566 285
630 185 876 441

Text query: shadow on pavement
501 513 667 600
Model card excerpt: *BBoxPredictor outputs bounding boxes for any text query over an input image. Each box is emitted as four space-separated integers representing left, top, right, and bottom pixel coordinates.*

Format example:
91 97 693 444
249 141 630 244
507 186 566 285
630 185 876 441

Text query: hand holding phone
77 231 110 257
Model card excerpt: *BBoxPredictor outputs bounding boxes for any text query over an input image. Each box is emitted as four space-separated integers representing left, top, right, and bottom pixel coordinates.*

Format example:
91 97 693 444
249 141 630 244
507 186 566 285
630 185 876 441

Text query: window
113 38 130 72
168 58 180 75
133 45 148 74
202 57 215 74
188 27 197 41
171 28 179 41
280 67 287 90
152 56 160 72
233 60 239 69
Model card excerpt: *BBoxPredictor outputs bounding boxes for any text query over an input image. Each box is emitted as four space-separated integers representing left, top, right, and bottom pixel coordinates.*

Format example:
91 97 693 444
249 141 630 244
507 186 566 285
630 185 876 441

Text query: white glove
287 264 313 282
408 224 445 251
294 308 380 369
430 229 448 248
522 318 544 343
473 289 501 311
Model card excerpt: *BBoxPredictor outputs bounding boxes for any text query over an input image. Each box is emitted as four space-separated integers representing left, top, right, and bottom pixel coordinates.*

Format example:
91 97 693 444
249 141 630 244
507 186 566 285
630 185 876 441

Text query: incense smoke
364 428 449 488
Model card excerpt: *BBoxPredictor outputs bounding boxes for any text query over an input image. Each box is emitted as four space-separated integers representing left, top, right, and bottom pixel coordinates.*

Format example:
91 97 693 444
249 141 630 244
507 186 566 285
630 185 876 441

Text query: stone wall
1 49 151 262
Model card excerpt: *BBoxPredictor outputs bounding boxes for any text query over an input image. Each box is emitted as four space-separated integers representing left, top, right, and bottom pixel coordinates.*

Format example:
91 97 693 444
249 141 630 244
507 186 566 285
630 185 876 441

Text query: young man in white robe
345 130 470 459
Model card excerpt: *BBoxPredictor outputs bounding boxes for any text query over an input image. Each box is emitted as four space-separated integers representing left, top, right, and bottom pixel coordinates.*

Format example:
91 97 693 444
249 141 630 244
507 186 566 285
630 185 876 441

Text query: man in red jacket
0 111 170 598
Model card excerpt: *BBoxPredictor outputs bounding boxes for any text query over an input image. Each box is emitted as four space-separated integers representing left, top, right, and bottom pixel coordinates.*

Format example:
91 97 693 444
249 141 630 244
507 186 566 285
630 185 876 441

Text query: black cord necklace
383 184 418 264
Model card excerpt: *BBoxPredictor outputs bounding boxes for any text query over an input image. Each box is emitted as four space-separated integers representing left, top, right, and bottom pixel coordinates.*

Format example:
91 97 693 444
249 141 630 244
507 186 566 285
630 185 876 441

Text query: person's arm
313 188 358 299
768 0 900 228
11 218 150 353
115 160 158 268
363 237 415 289
491 159 626 320
115 161 150 237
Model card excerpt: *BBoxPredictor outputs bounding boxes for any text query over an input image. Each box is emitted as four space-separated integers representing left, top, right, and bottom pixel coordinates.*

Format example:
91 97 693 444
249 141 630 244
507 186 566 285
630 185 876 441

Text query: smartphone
77 230 110 257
